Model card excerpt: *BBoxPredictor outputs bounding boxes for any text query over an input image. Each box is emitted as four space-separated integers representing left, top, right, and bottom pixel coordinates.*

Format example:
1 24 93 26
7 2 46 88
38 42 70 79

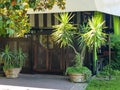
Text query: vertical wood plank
77 12 81 25
34 14 39 28
29 14 35 27
51 13 55 26
47 14 52 28
54 13 59 25
39 14 43 28
43 14 47 27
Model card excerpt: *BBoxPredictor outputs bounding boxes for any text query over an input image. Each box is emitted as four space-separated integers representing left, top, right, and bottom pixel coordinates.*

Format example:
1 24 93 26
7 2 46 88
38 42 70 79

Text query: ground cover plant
86 69 120 90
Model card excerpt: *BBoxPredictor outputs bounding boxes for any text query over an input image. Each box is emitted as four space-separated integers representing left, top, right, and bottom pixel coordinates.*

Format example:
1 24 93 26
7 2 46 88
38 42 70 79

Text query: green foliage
52 13 92 80
0 0 66 37
28 0 66 11
86 75 120 90
0 45 27 70
0 9 30 37
79 23 90 33
111 58 120 70
0 45 14 69
0 0 30 37
110 34 120 48
66 66 92 80
65 53 92 80
113 16 120 35
52 13 76 48
82 16 106 51
98 65 120 76
14 48 26 68
110 34 120 70
74 52 82 68
0 0 66 11
77 23 90 51
80 15 107 73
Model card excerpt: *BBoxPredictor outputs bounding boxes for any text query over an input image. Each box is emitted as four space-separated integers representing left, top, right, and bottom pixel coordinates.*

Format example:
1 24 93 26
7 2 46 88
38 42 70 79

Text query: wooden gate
0 33 75 74
0 37 33 73
32 30 69 74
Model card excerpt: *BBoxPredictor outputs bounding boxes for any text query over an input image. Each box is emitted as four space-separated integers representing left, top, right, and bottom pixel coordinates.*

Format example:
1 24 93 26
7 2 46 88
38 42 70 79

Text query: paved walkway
0 74 87 90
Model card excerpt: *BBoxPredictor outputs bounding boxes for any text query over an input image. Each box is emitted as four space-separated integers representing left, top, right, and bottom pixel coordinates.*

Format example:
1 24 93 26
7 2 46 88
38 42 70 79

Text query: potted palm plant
0 45 26 78
65 52 92 82
52 13 91 82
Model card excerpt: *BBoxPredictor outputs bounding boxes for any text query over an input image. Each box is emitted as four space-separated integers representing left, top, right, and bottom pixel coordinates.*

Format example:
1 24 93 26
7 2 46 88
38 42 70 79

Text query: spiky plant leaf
82 16 106 51
52 13 76 48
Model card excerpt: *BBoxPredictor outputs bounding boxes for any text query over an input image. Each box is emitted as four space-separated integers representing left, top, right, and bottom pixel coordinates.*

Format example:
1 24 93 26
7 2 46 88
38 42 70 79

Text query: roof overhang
95 0 120 16
27 0 120 16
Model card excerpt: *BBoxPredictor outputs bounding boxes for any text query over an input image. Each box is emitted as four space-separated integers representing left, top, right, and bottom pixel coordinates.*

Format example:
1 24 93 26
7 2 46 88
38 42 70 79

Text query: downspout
113 16 120 35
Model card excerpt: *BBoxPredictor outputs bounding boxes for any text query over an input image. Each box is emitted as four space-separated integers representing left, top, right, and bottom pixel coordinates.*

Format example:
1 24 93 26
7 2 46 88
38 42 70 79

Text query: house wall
28 11 114 30
27 11 115 74
28 12 92 29
0 37 33 74
29 13 60 29
0 12 117 74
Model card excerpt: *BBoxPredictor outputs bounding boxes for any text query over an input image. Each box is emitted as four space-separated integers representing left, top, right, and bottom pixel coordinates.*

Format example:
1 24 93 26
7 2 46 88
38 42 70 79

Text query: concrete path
0 74 87 90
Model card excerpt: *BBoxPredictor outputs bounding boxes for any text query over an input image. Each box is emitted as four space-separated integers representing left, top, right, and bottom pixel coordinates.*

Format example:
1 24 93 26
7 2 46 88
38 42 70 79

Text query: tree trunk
93 44 97 74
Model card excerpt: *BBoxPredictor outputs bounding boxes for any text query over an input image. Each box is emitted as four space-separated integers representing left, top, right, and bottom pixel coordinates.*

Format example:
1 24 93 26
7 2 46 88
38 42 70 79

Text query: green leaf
6 28 15 35
0 3 4 8
52 13 76 48
0 16 3 20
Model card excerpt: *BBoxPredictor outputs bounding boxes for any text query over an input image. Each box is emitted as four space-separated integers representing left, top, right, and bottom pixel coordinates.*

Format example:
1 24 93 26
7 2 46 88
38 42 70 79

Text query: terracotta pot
4 68 21 78
69 73 86 82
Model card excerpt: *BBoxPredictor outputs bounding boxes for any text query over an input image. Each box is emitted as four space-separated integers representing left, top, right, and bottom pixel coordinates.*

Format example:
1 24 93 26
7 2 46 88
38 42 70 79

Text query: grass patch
86 76 120 90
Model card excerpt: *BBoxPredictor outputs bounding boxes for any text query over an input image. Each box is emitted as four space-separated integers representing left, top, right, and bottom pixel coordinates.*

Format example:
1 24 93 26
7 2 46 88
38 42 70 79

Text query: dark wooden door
33 32 66 73
48 48 65 73
34 44 49 72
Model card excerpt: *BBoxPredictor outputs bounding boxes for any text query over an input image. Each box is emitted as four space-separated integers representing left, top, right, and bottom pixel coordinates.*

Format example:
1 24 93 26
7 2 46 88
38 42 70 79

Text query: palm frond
82 16 107 51
52 13 76 48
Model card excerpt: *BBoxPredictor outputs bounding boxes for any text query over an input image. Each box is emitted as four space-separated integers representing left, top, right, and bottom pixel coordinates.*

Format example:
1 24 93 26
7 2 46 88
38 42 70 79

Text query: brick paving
0 74 87 90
